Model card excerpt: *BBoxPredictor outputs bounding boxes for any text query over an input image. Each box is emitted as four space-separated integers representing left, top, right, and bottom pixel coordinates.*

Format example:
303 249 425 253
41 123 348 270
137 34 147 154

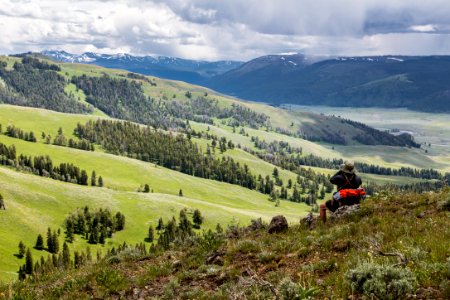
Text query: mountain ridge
41 50 243 84
205 53 450 113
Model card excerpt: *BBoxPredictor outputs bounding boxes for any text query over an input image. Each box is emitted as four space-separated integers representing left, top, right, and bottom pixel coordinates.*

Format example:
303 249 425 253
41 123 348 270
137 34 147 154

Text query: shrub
437 195 450 211
278 277 319 300
346 262 416 300
234 239 260 254
95 268 126 293
302 259 336 274
258 251 276 263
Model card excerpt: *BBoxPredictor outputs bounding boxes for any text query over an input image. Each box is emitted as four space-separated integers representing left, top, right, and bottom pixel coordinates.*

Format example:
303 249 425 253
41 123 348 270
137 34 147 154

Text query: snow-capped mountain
42 50 243 84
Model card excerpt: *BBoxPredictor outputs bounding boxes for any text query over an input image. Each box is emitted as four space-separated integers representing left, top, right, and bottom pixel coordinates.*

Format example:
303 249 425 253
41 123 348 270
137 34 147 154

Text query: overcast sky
1 0 450 61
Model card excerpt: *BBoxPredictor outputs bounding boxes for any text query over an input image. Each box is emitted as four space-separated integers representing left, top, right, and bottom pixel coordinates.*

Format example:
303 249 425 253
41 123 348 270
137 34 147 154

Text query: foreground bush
346 262 417 300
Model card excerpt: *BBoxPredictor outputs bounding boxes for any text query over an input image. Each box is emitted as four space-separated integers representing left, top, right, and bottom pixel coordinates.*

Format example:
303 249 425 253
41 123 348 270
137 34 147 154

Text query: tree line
271 117 420 148
2 125 37 142
0 141 103 186
49 127 95 151
73 119 331 204
343 118 421 148
0 58 92 114
74 119 261 192
71 73 270 130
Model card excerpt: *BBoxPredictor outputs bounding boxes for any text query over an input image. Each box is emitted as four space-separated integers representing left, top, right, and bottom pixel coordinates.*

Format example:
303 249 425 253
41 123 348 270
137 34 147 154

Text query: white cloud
1 0 450 60
410 24 436 32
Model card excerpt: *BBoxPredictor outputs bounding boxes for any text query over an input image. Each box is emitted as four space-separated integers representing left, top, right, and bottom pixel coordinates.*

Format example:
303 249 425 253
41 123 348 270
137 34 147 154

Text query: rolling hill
0 54 447 285
206 54 450 112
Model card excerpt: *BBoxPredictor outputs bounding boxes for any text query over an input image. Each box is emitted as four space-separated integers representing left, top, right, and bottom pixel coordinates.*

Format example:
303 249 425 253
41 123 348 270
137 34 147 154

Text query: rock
331 204 361 220
417 212 426 218
206 250 225 265
415 287 440 299
246 218 267 232
213 256 224 266
172 260 182 270
268 215 288 234
300 212 317 230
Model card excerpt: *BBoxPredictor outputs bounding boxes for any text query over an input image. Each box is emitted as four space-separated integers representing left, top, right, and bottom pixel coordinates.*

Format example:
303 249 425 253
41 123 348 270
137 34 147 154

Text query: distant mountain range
42 51 450 112
206 54 450 113
42 50 243 84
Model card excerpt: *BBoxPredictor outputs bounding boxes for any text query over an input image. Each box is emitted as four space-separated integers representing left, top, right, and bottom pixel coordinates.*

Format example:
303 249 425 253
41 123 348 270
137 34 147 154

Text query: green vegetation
64 206 126 245
0 57 92 113
0 55 447 290
1 188 448 298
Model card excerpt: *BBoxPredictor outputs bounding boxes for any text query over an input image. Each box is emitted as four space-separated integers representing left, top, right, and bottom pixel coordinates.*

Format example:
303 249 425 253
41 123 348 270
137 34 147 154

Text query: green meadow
0 105 313 282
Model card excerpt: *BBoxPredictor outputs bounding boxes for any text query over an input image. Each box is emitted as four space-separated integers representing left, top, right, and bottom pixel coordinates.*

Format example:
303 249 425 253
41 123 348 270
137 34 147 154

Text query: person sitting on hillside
325 161 364 212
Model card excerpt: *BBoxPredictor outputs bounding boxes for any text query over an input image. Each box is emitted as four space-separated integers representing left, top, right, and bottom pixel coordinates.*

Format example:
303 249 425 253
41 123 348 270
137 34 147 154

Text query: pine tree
74 251 81 269
80 170 88 185
287 179 293 189
47 227 53 253
18 265 26 281
143 184 150 193
88 227 98 244
192 209 203 229
0 193 5 210
25 248 33 274
52 231 59 254
292 186 300 202
147 225 154 242
35 234 44 250
156 217 164 231
65 219 74 243
18 241 26 258
215 223 223 234
179 189 183 197
273 167 279 178
115 212 125 230
91 171 96 186
98 176 103 187
178 209 192 236
99 228 106 245
62 242 70 268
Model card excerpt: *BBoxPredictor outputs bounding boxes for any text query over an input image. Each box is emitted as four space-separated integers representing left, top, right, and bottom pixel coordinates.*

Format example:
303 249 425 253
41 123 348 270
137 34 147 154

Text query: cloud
0 0 450 60
410 24 437 32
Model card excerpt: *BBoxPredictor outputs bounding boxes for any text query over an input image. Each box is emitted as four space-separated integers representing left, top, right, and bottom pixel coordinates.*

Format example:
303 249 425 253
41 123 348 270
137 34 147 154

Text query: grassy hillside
0 55 444 285
1 189 449 299
0 103 433 283
0 163 309 282
0 105 316 282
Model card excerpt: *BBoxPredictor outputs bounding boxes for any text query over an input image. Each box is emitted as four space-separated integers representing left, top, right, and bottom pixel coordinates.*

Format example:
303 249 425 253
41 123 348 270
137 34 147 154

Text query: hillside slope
206 54 450 112
2 189 449 299
0 54 421 148
0 55 446 284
